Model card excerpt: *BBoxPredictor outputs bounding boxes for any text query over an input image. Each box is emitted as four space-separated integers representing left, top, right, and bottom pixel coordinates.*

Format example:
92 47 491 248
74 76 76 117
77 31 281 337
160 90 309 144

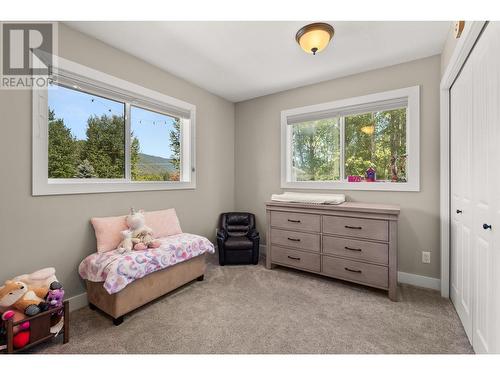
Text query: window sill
281 180 420 192
33 180 196 196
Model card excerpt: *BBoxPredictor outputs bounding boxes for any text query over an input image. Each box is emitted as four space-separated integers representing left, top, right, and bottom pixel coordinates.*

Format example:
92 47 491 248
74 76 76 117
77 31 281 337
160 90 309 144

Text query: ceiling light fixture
295 22 335 55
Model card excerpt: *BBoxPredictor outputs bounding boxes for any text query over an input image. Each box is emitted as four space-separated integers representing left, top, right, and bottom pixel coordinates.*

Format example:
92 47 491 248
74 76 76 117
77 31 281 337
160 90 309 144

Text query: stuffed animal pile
0 267 64 351
118 208 160 252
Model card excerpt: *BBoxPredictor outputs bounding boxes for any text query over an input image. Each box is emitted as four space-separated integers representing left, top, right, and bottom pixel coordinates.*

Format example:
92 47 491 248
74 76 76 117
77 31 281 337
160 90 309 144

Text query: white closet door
471 21 500 354
492 22 500 354
450 58 474 341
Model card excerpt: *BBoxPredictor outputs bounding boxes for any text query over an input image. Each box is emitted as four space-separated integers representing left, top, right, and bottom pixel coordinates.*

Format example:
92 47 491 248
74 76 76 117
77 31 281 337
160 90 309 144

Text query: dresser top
266 201 400 215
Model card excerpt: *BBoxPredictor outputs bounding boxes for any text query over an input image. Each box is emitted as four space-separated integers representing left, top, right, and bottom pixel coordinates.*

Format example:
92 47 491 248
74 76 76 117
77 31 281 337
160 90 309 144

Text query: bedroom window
33 56 196 195
281 86 420 191
48 84 126 179
130 106 182 182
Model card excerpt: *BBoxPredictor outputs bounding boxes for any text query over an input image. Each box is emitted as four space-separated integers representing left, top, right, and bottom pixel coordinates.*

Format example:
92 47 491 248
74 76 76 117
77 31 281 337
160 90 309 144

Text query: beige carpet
31 255 473 354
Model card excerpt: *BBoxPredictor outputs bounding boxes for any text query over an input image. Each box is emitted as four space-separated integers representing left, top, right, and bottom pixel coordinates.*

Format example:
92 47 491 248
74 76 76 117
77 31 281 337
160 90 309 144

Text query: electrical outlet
422 251 431 264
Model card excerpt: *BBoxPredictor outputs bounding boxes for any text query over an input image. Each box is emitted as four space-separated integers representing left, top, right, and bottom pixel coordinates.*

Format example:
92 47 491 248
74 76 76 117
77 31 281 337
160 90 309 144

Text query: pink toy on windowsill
348 175 362 182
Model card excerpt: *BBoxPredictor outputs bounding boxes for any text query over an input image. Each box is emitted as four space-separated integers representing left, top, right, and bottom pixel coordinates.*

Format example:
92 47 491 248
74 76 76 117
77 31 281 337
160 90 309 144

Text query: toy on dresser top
0 267 65 351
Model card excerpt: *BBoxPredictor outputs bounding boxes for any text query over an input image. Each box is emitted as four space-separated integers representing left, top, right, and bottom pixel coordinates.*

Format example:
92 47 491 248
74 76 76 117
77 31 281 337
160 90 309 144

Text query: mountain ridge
137 153 176 175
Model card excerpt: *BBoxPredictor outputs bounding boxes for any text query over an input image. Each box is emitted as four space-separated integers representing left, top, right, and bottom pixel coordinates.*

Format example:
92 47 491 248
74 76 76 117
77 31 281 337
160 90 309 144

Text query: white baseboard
397 272 441 291
67 292 88 312
260 244 441 291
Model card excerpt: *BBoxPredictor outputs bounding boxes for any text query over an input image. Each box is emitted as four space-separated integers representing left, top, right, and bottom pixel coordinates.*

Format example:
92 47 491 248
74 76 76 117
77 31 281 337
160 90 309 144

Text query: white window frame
32 56 196 196
281 86 420 192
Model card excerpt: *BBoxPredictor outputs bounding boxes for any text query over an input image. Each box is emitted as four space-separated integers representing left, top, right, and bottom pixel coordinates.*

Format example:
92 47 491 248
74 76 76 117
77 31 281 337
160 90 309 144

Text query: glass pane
48 84 125 179
290 118 340 181
130 106 181 182
344 107 407 182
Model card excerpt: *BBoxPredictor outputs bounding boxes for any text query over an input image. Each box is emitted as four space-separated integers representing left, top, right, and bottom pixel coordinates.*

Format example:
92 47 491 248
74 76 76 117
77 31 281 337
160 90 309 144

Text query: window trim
33 56 196 196
281 86 420 192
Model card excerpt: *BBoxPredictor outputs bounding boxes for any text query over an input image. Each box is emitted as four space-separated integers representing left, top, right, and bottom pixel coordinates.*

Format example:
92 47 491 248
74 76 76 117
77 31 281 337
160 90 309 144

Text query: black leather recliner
217 212 260 265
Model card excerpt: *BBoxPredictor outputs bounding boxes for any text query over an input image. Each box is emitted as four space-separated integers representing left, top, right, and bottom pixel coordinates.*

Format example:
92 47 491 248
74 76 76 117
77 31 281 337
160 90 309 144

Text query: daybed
79 209 214 325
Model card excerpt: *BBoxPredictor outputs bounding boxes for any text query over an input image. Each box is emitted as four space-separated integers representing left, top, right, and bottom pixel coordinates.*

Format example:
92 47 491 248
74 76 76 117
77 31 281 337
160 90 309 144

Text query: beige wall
0 23 443 299
234 55 441 279
0 23 235 298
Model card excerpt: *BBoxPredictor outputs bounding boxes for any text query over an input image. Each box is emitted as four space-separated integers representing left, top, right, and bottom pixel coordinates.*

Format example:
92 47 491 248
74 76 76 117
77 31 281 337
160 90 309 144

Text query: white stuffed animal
117 230 134 253
126 209 161 251
14 267 58 289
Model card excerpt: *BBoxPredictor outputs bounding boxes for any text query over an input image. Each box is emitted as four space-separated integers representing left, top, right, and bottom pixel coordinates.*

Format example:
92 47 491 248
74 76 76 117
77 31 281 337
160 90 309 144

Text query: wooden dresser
265 201 400 301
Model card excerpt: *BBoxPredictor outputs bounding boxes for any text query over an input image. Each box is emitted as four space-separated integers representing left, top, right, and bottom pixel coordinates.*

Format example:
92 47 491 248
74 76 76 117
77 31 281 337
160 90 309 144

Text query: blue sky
48 84 176 158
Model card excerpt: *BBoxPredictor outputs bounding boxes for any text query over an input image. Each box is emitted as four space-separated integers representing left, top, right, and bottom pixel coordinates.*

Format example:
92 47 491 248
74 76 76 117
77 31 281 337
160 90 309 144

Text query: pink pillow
145 208 182 238
90 215 127 253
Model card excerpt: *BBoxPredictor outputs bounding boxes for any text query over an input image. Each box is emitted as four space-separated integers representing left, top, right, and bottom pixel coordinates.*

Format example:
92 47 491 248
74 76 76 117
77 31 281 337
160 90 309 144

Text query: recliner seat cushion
224 237 253 250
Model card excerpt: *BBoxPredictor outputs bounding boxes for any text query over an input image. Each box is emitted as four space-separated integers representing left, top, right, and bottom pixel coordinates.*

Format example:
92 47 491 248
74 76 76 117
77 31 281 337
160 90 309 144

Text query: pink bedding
79 233 214 294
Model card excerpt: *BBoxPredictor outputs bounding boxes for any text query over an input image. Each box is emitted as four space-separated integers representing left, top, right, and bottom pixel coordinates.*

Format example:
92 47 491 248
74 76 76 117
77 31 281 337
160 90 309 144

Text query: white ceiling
66 21 451 102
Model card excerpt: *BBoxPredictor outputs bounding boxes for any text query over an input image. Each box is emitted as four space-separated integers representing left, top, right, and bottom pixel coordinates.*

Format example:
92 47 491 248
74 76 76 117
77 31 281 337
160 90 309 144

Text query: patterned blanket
79 233 214 294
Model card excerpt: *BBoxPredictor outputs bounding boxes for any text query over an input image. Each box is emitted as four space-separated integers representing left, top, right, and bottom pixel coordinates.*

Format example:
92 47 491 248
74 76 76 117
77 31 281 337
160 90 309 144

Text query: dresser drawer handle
345 225 362 230
345 267 362 273
345 246 362 252
287 219 301 223
287 255 301 261
287 237 301 242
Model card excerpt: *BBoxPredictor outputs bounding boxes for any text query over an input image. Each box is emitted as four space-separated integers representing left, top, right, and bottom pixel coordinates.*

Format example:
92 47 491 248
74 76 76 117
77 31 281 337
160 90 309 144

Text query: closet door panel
493 23 500 354
450 59 474 341
471 22 499 354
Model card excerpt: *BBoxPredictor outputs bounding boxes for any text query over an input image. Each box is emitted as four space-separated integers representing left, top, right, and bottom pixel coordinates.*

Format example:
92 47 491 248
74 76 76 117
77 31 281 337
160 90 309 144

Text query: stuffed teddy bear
0 280 49 316
117 229 134 253
126 208 160 251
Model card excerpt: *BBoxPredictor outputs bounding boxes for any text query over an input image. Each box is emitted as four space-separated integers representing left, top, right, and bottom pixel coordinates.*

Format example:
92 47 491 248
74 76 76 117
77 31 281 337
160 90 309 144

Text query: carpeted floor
31 255 473 354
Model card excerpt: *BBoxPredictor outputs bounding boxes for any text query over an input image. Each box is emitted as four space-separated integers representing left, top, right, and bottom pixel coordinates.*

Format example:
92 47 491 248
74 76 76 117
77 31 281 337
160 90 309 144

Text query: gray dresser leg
388 286 398 301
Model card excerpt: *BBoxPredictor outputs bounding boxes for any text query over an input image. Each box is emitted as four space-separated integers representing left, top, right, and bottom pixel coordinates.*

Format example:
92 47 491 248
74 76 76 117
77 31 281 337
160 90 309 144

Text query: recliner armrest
216 228 228 240
247 228 260 240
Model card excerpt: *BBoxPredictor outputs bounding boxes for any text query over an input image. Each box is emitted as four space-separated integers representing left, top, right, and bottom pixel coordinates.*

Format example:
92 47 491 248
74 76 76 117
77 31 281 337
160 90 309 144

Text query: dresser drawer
271 211 320 232
323 236 388 264
322 216 388 242
322 256 388 289
271 246 321 272
271 228 320 252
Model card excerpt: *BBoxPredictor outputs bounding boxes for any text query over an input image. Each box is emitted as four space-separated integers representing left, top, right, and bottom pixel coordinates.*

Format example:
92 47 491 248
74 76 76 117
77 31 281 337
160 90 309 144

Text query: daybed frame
86 253 206 325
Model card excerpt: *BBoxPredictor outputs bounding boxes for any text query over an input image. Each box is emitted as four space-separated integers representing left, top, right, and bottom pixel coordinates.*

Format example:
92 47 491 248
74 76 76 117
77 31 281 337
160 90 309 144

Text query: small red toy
12 330 30 349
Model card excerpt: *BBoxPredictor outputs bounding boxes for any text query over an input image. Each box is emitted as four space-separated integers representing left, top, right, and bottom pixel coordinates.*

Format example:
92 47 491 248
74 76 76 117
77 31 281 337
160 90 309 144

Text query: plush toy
117 230 134 253
126 208 160 251
2 310 29 334
1 309 31 350
14 267 58 290
13 331 30 349
46 288 64 310
0 280 49 316
46 287 65 332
